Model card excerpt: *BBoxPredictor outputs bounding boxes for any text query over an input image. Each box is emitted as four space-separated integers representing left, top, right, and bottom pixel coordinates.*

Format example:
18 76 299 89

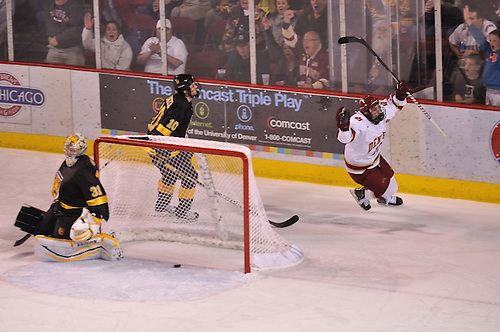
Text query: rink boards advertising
99 74 353 156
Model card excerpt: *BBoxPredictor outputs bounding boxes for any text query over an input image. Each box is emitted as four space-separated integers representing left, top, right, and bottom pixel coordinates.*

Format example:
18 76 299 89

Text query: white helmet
64 133 87 167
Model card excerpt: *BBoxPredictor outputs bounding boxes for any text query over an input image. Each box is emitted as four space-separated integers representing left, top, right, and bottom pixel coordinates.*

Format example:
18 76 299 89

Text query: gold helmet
64 133 87 167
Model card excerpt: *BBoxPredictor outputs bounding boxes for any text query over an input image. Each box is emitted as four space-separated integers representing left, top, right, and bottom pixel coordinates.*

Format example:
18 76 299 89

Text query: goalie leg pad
14 205 45 234
100 234 123 260
34 234 122 262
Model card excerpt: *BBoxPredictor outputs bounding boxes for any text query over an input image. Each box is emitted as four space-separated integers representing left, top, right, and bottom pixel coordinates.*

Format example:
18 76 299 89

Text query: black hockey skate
377 196 403 206
155 204 176 215
349 188 371 211
174 209 199 223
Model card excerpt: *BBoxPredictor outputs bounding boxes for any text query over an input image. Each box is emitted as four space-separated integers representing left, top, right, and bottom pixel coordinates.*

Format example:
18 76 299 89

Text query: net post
93 137 102 170
242 155 250 273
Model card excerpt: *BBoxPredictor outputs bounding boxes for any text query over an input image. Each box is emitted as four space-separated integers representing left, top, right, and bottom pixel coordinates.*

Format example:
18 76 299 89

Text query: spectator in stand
296 30 329 89
448 4 497 68
261 8 299 87
137 18 188 75
270 41 300 86
257 0 275 16
204 0 230 30
464 5 500 106
452 53 486 104
82 13 133 70
0 0 13 58
264 0 296 46
100 0 148 53
367 19 392 95
136 0 182 20
0 1 4 56
224 32 270 83
170 0 212 23
42 0 85 66
282 0 327 49
466 0 500 26
219 0 266 54
424 0 462 39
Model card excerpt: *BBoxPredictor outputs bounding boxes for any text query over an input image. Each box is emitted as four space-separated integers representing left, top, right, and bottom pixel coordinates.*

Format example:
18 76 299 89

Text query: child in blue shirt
464 5 500 106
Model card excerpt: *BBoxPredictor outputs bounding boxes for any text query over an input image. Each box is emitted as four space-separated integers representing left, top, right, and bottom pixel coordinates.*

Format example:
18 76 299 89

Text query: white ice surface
1 148 500 331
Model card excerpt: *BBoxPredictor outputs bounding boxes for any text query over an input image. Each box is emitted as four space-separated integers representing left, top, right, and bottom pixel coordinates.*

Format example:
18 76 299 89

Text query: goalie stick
338 36 446 137
14 234 31 247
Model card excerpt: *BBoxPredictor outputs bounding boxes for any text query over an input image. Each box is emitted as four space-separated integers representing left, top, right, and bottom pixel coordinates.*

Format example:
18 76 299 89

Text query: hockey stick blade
339 36 398 81
338 36 362 45
14 234 32 247
269 215 299 228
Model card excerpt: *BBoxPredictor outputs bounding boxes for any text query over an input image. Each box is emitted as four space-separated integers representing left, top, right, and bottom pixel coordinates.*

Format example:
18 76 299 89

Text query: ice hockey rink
1 147 500 331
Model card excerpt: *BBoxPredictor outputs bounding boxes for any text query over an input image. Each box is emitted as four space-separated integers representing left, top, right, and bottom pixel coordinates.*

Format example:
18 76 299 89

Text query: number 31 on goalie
89 185 103 198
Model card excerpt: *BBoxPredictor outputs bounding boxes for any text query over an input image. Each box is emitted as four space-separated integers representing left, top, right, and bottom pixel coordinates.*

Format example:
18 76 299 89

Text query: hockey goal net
94 135 303 272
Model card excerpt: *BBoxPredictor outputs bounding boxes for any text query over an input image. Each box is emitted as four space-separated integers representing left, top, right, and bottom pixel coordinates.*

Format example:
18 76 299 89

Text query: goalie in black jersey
147 74 201 221
37 133 109 238
14 133 121 260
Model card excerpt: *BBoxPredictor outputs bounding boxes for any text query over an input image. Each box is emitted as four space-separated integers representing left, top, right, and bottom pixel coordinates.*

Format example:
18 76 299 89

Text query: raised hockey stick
162 159 299 228
338 36 446 137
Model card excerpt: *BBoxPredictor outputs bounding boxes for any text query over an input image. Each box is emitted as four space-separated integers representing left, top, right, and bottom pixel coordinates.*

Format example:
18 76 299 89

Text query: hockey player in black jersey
147 74 201 221
37 133 109 238
14 133 121 260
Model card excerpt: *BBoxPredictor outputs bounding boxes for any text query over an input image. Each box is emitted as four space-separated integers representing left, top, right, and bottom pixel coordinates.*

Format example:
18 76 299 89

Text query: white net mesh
96 135 303 271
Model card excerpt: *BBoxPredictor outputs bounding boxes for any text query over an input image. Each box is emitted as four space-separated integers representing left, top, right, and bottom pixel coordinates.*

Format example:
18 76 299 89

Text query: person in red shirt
297 30 329 89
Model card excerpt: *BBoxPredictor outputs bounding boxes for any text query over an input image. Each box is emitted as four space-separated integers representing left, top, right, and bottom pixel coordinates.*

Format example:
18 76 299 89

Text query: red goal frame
94 136 253 273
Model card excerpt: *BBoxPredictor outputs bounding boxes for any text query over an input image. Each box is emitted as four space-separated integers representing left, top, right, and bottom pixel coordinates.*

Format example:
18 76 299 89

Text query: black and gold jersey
147 93 193 137
52 155 109 220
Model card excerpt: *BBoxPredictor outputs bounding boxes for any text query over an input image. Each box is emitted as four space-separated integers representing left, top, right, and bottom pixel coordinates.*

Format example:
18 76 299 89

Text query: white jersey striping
337 95 406 174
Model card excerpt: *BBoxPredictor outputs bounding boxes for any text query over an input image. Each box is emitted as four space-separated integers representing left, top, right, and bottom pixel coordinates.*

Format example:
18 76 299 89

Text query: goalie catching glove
336 107 350 131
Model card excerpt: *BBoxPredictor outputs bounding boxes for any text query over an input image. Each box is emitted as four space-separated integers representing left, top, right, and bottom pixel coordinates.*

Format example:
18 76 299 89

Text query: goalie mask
174 74 201 98
64 133 87 167
359 95 385 125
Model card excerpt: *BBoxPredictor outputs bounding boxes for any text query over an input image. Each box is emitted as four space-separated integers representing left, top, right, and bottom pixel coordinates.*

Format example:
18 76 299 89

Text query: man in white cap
137 18 188 74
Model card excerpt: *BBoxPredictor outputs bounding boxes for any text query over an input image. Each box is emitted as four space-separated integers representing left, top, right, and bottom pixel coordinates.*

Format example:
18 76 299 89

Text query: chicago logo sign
0 72 45 117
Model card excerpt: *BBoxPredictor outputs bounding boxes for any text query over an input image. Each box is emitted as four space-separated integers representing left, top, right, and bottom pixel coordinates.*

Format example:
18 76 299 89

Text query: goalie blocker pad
34 234 123 261
14 205 45 234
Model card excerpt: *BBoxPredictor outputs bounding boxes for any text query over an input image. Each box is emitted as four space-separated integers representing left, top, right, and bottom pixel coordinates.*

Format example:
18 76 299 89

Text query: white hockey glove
70 208 102 242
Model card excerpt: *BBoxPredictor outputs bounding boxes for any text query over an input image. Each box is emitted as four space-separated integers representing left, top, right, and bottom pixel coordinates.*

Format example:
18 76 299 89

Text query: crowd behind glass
1 0 499 106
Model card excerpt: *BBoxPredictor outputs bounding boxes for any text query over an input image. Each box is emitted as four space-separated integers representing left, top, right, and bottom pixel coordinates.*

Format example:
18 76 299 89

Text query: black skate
155 204 176 215
174 209 199 223
377 196 403 206
349 188 371 211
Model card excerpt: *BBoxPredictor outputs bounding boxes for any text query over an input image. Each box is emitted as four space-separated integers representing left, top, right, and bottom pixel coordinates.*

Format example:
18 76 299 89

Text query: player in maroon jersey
336 81 411 211
147 74 202 221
